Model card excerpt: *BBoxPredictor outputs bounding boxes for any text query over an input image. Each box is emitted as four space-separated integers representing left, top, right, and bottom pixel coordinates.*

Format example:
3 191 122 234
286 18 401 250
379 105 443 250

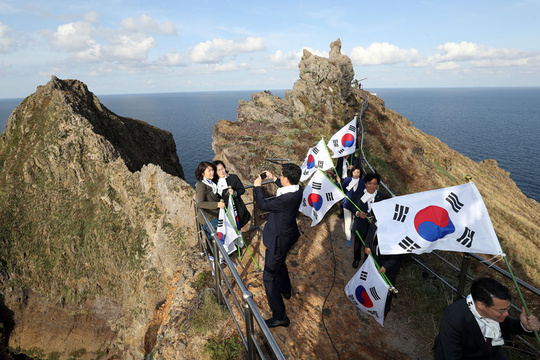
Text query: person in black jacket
212 160 251 229
433 277 540 359
364 222 403 316
347 172 389 269
253 163 303 328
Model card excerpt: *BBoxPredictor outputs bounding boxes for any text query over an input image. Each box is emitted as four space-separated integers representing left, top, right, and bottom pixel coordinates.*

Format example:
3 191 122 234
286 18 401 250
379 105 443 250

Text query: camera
260 172 267 180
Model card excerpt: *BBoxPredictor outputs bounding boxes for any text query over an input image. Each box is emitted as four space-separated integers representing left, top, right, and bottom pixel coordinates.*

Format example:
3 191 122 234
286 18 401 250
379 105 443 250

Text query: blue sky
0 0 539 98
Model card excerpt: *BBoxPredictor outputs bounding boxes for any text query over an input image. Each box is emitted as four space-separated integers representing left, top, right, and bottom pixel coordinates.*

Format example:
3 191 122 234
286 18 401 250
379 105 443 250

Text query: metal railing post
243 292 256 360
212 237 223 305
457 253 471 298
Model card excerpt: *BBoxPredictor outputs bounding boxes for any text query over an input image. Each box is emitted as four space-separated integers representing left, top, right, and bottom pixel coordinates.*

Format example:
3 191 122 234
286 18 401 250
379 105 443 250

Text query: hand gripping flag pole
313 170 395 291
502 254 540 345
223 194 259 269
463 176 540 346
355 229 396 292
321 137 344 192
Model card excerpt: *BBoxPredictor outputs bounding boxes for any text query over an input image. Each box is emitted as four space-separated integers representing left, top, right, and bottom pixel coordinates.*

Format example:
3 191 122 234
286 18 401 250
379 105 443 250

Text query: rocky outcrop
208 39 540 359
0 77 195 359
213 38 359 181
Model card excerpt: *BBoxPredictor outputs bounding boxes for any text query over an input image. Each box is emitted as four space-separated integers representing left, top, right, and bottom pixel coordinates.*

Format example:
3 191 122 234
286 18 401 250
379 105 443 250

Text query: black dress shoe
352 260 359 269
282 292 291 300
265 317 290 328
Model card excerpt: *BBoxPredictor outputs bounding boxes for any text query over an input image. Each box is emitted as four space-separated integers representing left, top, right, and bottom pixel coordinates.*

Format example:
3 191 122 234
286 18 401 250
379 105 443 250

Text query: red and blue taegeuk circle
341 133 355 148
414 205 455 242
355 285 374 308
307 193 323 211
306 154 316 169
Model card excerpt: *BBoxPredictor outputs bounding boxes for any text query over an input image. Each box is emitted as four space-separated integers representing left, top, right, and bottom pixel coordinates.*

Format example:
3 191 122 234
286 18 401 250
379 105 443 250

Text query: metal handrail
356 89 540 355
195 194 286 360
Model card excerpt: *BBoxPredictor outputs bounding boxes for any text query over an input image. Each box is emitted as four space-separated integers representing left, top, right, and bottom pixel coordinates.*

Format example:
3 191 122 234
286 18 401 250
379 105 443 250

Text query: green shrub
204 336 244 360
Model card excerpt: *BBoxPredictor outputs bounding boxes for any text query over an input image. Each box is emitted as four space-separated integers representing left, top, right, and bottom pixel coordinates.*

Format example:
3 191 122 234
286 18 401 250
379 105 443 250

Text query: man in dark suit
254 163 303 328
434 277 540 359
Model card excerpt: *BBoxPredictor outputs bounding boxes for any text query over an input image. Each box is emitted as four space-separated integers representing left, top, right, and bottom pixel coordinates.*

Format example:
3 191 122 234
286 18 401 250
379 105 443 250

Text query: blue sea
0 88 538 202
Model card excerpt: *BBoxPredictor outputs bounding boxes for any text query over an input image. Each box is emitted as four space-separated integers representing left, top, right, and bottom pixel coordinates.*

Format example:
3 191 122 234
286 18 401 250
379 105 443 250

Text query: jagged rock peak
298 38 355 105
7 75 184 179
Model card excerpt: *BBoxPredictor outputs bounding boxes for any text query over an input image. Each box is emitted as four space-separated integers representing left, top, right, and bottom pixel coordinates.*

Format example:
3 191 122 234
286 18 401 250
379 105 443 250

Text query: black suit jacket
218 174 251 228
254 180 303 254
434 298 528 359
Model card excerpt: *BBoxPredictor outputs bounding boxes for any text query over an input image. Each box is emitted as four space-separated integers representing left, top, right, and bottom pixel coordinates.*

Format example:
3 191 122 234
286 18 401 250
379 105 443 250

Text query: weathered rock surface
205 39 540 359
0 76 196 359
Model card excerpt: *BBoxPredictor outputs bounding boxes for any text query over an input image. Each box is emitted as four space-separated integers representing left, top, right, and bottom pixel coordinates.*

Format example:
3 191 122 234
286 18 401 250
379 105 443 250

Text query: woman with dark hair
195 161 225 242
341 164 365 248
212 160 251 229
347 172 389 269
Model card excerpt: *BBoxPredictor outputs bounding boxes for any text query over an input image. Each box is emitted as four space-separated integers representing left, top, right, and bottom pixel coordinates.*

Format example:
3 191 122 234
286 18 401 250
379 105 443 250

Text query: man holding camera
254 163 303 328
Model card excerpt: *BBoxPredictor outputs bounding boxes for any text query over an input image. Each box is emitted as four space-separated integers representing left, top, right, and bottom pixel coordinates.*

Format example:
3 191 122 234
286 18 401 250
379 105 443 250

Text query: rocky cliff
1 37 539 360
0 76 196 359
206 38 540 358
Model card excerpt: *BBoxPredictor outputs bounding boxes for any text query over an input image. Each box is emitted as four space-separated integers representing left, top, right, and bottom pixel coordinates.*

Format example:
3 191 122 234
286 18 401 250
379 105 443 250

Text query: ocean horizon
1 87 538 202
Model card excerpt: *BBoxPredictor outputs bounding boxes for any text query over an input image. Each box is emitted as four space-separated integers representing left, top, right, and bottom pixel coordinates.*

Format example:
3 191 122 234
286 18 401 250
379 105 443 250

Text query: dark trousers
263 248 292 320
353 218 369 261
202 218 219 257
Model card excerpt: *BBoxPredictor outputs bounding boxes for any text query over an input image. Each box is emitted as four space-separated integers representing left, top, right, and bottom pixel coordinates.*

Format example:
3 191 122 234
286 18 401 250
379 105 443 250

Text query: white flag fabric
345 256 389 327
371 182 503 256
327 117 357 158
300 138 335 182
299 170 345 226
216 195 241 255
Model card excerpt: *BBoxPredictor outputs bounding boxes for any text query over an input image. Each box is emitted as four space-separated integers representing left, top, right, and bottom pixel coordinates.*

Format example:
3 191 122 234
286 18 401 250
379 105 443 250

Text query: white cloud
270 49 300 68
119 14 177 35
106 35 156 61
350 42 422 66
432 41 523 62
270 47 329 69
83 11 100 24
435 61 459 70
51 22 96 51
0 21 16 53
190 37 265 63
75 41 102 62
157 50 186 66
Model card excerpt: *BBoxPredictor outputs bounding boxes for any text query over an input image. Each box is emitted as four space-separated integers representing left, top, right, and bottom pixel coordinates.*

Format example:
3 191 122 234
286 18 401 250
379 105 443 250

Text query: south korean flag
371 182 503 256
345 256 389 326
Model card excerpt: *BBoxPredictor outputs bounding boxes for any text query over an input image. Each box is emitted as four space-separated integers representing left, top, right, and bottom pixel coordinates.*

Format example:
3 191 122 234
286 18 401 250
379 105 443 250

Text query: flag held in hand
327 116 357 158
299 170 345 226
345 256 389 326
371 182 503 256
300 138 335 182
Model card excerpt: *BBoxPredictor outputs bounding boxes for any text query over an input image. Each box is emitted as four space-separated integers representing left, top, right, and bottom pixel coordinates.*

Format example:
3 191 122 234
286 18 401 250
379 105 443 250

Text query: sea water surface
0 88 538 202
371 87 539 202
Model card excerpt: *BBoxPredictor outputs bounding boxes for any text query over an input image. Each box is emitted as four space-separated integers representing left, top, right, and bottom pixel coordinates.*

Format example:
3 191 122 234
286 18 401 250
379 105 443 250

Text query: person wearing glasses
253 163 303 328
433 277 540 359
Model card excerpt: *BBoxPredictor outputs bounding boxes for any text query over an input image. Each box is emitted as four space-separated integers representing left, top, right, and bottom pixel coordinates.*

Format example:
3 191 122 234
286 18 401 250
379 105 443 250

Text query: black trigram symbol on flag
302 198 307 207
456 227 475 248
313 211 319 220
312 182 322 190
445 192 464 213
303 169 309 175
326 193 334 201
332 139 339 147
217 219 224 227
360 271 368 281
348 125 356 132
317 160 324 168
398 236 421 252
312 147 320 154
369 286 381 301
338 149 345 154
393 204 409 222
